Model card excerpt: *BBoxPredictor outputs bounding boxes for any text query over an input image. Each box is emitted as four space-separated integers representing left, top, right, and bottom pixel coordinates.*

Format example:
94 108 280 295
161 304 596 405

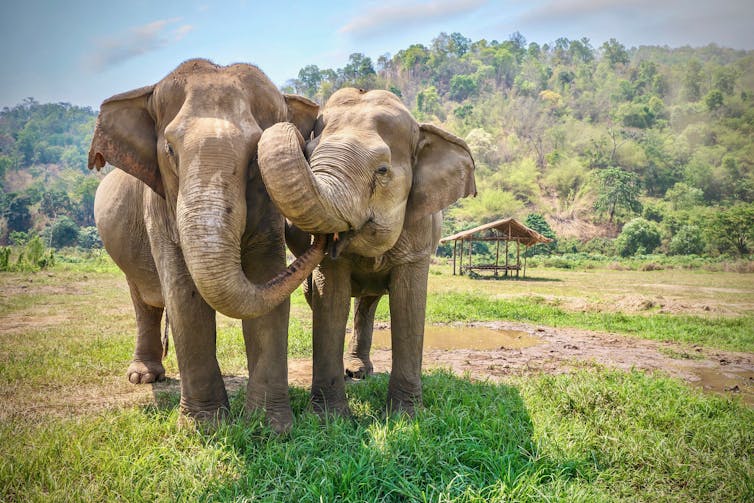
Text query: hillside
1 33 753 257
284 34 754 256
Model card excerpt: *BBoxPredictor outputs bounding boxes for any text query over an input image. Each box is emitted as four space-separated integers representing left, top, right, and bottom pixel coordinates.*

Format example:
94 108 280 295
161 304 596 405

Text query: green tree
49 216 80 248
601 39 629 68
668 225 706 255
594 167 642 223
615 218 661 256
297 65 322 98
683 59 703 102
4 194 33 233
524 213 556 255
705 89 724 111
708 203 754 255
449 74 477 101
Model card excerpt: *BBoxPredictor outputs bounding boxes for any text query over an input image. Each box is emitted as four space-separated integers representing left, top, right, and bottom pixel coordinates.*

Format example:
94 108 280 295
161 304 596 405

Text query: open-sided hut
440 218 553 278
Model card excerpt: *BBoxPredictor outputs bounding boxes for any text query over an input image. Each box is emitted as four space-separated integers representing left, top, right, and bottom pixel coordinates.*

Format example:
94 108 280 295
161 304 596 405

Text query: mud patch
371 325 542 351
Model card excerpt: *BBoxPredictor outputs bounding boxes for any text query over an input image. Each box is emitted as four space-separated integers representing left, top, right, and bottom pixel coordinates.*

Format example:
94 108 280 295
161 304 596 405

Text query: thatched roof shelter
440 217 553 278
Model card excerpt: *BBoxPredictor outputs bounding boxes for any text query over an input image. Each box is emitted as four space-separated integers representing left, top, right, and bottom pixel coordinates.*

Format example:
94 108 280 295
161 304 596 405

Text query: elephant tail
162 312 170 360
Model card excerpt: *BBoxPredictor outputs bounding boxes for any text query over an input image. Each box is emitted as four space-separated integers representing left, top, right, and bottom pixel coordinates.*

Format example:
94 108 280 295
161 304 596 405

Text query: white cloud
86 18 194 72
340 0 487 38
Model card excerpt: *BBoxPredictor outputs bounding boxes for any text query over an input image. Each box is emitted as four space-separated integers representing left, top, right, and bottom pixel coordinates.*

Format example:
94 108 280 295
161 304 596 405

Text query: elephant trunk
177 136 325 319
258 122 357 234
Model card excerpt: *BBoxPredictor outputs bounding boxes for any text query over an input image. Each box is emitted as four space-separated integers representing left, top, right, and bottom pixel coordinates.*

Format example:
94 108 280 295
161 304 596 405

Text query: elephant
257 88 476 416
89 59 326 432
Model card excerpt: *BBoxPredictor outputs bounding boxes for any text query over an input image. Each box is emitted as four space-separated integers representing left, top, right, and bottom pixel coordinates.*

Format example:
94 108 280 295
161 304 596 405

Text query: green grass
2 258 753 501
1 369 751 502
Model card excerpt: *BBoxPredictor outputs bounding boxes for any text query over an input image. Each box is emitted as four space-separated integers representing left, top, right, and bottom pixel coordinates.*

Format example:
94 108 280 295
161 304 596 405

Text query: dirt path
7 322 752 421
288 322 754 406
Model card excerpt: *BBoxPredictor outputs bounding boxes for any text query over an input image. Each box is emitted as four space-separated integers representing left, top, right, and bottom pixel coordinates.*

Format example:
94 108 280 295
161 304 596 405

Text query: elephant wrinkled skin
90 59 324 431
258 88 476 416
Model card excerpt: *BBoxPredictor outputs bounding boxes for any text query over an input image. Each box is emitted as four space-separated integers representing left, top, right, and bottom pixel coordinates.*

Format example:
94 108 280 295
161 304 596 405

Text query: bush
50 216 80 248
78 226 103 249
524 213 557 256
668 225 706 255
615 218 662 257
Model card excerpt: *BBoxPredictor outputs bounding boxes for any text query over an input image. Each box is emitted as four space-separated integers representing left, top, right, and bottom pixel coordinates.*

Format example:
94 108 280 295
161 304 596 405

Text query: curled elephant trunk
257 123 353 234
177 140 325 319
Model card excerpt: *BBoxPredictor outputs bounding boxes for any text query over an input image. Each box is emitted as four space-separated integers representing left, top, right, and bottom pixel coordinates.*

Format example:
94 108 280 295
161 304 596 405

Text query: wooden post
523 248 527 278
515 239 520 278
494 232 500 277
459 238 464 275
505 223 510 277
452 240 457 275
468 237 473 273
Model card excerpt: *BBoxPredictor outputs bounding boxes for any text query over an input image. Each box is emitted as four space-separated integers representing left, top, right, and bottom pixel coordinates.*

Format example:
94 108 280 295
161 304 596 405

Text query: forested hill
1 33 753 256
283 34 754 256
0 99 98 247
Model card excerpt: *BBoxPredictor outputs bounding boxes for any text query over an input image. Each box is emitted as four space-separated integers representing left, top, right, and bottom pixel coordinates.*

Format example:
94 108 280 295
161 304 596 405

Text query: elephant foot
387 383 422 417
127 359 165 384
245 388 294 434
311 387 351 419
176 405 229 432
344 356 373 380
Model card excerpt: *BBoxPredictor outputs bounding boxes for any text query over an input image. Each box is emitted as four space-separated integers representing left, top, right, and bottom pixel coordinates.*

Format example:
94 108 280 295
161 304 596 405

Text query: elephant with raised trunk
90 59 324 431
258 88 476 416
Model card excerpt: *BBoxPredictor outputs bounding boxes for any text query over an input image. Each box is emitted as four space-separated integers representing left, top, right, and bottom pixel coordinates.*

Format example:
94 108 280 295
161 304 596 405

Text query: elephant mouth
327 230 355 259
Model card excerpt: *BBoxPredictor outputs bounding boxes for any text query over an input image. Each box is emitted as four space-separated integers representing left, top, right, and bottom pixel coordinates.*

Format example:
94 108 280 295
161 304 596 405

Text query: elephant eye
165 142 175 157
376 165 389 175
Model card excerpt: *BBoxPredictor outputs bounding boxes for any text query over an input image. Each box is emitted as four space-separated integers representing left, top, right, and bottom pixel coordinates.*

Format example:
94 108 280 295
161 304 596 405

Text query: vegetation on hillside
1 33 753 260
284 33 754 257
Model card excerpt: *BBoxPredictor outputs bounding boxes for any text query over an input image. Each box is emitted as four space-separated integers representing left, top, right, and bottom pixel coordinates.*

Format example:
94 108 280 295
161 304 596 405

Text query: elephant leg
151 239 228 425
345 295 381 379
310 258 352 417
126 278 165 384
241 241 293 433
387 257 430 416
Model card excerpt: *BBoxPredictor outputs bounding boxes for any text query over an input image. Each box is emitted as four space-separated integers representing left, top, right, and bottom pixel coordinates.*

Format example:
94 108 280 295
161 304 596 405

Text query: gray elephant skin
89 59 325 432
258 88 476 416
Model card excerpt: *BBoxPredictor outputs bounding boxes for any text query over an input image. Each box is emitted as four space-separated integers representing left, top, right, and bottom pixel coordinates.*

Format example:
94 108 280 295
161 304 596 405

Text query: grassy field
1 256 753 502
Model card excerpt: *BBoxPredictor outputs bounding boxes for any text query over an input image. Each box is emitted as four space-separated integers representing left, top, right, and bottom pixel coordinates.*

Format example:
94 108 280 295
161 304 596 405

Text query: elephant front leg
311 258 352 417
156 247 229 426
387 257 430 416
242 244 294 433
125 279 165 384
345 295 381 379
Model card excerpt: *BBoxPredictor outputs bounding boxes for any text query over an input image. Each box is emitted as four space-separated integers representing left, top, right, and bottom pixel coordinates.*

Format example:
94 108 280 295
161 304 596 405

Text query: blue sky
1 0 752 109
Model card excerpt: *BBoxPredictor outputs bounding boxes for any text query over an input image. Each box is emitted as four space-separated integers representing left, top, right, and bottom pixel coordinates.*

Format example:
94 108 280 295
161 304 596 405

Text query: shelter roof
440 218 553 247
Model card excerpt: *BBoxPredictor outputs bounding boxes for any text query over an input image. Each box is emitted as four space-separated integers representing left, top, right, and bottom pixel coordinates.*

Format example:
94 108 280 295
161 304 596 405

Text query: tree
615 218 661 256
683 59 703 102
49 216 80 248
524 213 556 255
708 203 754 255
594 167 642 223
297 65 322 98
4 194 33 233
705 89 724 111
668 225 706 255
601 39 629 68
449 74 477 101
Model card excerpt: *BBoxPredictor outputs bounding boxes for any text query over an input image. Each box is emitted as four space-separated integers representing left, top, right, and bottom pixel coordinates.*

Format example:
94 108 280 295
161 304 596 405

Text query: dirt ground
8 321 751 422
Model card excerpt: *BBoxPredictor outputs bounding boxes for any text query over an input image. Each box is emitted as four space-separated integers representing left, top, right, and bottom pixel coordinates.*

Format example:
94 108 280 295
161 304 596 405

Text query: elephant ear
88 85 164 198
405 123 477 224
284 94 319 140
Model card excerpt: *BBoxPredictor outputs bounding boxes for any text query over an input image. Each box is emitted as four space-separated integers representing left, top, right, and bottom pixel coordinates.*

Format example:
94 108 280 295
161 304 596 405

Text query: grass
1 370 752 502
1 256 753 501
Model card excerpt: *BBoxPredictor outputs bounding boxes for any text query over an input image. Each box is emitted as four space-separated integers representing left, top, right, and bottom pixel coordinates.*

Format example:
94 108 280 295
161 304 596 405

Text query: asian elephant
257 88 476 416
89 59 325 431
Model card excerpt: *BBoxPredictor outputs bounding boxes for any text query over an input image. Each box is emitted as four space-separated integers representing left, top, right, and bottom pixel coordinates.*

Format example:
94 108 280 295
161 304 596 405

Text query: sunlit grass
1 370 751 502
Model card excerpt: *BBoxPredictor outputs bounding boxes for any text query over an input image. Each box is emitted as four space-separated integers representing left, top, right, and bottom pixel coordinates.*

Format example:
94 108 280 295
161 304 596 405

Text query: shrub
78 226 103 249
615 218 662 256
50 216 80 248
668 225 706 255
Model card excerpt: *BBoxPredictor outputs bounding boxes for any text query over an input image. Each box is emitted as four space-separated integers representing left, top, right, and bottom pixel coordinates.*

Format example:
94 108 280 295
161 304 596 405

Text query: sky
1 0 753 110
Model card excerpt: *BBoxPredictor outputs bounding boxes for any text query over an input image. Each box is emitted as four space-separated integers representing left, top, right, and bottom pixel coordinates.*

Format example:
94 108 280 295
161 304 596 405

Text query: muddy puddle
371 325 543 351
686 368 754 406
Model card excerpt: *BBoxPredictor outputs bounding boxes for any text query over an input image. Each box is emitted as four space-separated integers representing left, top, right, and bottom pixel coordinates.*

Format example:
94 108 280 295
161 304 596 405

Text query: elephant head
257 88 476 257
89 59 324 318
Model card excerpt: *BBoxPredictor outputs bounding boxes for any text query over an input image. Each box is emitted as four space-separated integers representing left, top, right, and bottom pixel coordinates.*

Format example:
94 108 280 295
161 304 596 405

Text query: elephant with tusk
258 88 476 416
90 59 325 432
